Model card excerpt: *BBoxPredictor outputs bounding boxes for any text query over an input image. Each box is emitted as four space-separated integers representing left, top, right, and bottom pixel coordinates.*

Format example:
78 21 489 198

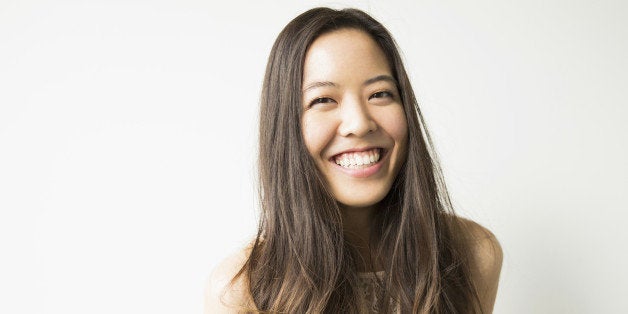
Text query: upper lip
329 146 384 161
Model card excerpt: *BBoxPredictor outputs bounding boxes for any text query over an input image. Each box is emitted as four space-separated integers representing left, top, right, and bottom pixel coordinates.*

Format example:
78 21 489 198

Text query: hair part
235 7 483 313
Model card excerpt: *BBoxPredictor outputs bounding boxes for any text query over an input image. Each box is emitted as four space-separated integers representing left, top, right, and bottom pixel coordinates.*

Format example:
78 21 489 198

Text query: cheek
378 106 408 144
301 113 337 159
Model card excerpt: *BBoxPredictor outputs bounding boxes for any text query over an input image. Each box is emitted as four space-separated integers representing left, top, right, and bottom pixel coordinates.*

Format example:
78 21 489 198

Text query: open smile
329 148 388 178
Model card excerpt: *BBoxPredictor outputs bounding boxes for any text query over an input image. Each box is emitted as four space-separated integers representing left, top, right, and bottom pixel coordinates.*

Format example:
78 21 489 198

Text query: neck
340 204 380 272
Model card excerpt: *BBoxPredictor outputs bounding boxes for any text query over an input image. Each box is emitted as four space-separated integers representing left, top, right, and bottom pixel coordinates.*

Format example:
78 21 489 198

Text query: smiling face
301 28 408 210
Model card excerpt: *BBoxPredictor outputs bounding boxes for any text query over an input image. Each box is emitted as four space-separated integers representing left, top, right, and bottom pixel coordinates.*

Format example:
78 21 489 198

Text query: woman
206 7 502 313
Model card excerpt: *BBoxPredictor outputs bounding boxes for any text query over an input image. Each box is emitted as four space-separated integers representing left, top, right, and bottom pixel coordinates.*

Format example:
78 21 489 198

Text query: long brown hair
236 7 482 313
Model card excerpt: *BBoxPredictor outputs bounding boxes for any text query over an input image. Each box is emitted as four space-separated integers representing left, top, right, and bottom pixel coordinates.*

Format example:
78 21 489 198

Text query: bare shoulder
204 246 256 313
456 217 503 313
458 218 503 275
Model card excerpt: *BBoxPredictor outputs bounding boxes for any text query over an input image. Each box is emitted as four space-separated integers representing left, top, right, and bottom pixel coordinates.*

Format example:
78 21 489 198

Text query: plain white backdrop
1 0 626 313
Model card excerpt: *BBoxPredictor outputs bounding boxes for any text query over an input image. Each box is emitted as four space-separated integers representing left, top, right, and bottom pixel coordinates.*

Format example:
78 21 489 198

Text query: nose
338 96 378 137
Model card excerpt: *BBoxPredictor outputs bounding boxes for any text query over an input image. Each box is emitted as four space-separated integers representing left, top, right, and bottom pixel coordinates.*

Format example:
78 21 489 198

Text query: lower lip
331 151 387 178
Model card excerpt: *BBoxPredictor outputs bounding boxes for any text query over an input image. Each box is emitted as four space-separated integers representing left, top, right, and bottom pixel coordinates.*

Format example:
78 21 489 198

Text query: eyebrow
302 74 398 93
302 81 338 93
363 74 398 87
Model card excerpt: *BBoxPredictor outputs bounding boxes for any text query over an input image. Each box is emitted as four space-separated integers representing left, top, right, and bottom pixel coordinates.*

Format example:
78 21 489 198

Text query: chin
335 190 390 210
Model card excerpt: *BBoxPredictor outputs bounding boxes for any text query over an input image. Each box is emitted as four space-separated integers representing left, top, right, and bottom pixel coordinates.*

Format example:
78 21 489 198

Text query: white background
1 0 626 313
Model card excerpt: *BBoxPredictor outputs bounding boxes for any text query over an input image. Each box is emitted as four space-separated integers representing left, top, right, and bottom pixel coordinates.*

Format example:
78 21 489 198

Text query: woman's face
301 28 408 210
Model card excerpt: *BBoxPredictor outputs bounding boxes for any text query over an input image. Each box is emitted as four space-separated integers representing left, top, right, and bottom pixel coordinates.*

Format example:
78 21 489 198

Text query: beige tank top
356 271 400 313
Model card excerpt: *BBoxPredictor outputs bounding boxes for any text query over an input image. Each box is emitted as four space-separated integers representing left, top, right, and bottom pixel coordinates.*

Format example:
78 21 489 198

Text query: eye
369 91 394 100
309 97 336 107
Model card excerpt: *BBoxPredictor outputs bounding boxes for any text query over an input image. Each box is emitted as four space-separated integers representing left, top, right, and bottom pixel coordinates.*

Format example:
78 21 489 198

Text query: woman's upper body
205 218 502 313
206 7 503 313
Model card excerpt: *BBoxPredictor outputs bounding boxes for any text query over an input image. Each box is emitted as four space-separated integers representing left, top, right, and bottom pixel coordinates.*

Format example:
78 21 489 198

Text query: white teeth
333 149 382 168
360 155 368 165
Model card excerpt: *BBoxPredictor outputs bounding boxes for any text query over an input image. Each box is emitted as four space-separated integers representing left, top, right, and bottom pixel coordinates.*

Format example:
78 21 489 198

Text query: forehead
303 28 392 84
